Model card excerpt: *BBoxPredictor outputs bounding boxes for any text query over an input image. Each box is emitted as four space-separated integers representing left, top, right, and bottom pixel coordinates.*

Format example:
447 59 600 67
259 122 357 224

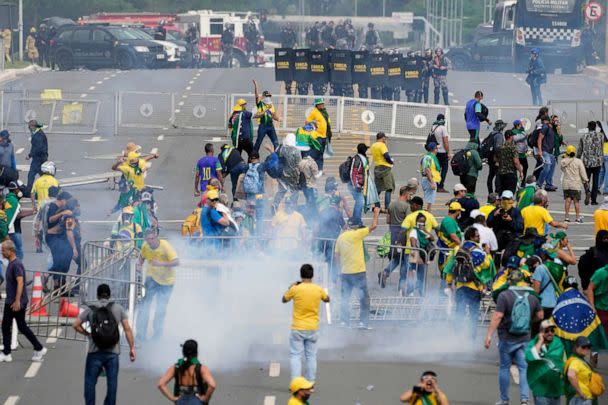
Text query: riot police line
275 48 450 105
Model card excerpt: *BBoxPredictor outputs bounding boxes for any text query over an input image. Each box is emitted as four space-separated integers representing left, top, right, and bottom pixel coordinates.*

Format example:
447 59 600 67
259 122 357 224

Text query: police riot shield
403 56 423 91
352 51 369 86
274 48 294 82
368 53 386 87
387 53 402 87
329 49 352 84
293 49 311 83
309 50 329 84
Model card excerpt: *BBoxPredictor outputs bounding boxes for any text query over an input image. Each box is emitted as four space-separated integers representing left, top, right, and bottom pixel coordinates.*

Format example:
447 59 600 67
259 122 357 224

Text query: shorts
563 189 581 200
421 177 436 204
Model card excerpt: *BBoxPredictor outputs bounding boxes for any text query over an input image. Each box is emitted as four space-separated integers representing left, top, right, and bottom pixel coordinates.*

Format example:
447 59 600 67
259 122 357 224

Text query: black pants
587 166 601 204
229 163 248 199
437 152 449 189
519 156 529 185
459 174 477 194
499 173 517 194
2 304 43 355
237 138 253 161
533 155 543 179
26 158 45 198
487 163 499 194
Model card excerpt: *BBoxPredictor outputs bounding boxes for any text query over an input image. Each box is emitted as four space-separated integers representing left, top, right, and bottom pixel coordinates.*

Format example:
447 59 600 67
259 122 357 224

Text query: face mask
501 199 514 211
262 97 272 105
301 394 311 402
417 222 425 228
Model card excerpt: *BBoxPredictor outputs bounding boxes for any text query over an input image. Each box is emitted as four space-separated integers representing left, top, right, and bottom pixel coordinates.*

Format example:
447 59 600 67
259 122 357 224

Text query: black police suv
50 25 166 70
446 31 513 72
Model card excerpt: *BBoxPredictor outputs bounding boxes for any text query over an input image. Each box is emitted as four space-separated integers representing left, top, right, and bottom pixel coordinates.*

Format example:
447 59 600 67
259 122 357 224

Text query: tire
231 51 248 68
56 51 73 71
115 51 134 70
449 54 469 71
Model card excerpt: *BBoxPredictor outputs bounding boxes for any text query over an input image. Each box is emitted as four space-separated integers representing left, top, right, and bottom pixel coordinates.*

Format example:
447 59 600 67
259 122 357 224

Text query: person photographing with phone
399 370 449 404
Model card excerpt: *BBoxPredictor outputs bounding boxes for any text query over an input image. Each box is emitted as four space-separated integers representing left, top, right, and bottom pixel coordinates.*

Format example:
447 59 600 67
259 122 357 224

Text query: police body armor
386 53 402 101
309 50 329 96
368 52 386 100
404 55 423 103
329 49 352 97
352 50 369 99
294 49 311 96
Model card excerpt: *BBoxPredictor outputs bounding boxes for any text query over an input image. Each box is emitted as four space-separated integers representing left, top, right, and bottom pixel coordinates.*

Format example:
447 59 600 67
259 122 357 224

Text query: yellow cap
232 98 247 112
126 142 142 153
127 151 140 163
290 377 314 393
207 189 220 200
448 201 465 211
566 145 576 155
122 206 134 215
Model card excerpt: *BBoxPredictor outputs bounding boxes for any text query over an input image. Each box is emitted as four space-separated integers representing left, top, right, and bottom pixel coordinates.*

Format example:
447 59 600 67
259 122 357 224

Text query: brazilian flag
295 123 321 151
491 266 537 302
230 111 254 147
442 243 497 285
552 288 608 354
544 260 567 296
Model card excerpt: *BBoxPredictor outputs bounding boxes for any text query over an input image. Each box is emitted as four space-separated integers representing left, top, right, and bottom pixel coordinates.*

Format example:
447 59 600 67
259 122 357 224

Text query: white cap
470 209 483 219
453 183 467 192
501 190 514 199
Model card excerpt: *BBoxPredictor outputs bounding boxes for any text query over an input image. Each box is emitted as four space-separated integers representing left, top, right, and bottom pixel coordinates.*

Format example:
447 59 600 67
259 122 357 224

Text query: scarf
319 108 332 142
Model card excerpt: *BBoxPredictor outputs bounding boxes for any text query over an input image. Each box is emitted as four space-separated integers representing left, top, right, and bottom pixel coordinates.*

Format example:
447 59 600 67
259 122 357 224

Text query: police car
446 31 513 72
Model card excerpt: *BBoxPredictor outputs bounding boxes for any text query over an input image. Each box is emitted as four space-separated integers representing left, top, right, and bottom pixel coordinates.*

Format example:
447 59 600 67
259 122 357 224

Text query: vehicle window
477 36 500 47
501 35 513 46
124 28 153 40
92 30 112 42
72 29 90 42
57 30 72 40
210 18 223 35
109 28 140 41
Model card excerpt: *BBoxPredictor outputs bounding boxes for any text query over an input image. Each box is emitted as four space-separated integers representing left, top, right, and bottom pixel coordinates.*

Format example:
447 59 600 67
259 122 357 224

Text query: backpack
564 357 606 398
89 303 120 350
450 149 469 176
527 127 541 148
508 288 531 336
453 249 476 284
338 156 354 183
376 231 391 258
479 131 497 161
173 363 208 397
181 208 202 237
243 163 262 194
265 151 281 179
424 125 438 150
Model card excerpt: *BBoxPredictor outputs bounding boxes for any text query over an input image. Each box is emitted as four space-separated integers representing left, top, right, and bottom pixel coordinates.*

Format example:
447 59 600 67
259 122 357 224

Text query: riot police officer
417 48 432 103
369 47 384 100
404 51 417 102
280 23 297 48
432 47 449 105
364 23 381 49
221 24 236 68
154 20 167 40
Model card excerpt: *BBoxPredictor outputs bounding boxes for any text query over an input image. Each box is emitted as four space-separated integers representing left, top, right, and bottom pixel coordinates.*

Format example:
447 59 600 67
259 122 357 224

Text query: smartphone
413 386 424 395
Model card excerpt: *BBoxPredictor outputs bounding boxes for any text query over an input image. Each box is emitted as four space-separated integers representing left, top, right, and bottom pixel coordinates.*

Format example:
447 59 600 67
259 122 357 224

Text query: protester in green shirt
525 319 565 405
518 175 537 210
438 202 463 249
587 264 608 338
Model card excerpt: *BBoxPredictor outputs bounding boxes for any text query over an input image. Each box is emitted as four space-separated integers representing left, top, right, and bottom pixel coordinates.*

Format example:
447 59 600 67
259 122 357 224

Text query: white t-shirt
409 229 418 241
433 125 450 153
472 223 498 251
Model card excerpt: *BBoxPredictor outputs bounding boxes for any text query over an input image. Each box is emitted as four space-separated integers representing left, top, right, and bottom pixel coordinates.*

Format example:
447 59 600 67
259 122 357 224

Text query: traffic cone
30 272 48 316
59 297 79 318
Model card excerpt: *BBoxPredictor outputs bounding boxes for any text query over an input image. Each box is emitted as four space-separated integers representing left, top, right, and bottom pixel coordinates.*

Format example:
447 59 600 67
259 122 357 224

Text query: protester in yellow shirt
520 191 567 236
31 161 59 209
287 377 315 405
370 132 395 209
566 337 598 403
136 229 179 342
400 370 449 405
112 151 159 191
401 197 439 253
271 202 306 250
335 207 380 329
479 193 499 219
282 264 329 383
594 197 608 235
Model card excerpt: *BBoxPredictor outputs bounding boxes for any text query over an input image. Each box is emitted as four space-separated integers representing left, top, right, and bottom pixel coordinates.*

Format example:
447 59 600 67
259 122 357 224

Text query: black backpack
173 363 208 397
89 303 120 350
453 249 476 284
527 127 542 148
425 125 439 150
450 149 469 176
338 156 354 183
479 131 497 161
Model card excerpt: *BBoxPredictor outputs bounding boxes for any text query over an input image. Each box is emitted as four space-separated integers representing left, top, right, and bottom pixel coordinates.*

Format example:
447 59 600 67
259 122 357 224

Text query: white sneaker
0 352 13 362
31 347 47 362
510 364 520 385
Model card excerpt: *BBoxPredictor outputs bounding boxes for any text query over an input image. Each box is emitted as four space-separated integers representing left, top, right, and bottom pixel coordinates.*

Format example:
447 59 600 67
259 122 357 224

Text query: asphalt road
0 66 606 405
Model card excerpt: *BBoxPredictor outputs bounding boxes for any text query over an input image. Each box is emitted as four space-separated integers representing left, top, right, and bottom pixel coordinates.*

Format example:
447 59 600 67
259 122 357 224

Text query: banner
403 56 423 91
274 48 294 82
309 50 329 84
352 51 369 86
386 53 402 87
329 49 352 84
368 53 386 87
293 49 311 83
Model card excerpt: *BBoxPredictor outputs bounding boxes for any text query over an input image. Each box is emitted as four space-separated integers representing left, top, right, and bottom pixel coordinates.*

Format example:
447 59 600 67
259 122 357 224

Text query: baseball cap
290 377 314 393
501 190 514 200
506 255 521 269
8 181 19 190
513 119 522 127
407 177 419 188
487 193 499 203
470 209 482 219
207 189 220 201
262 90 272 97
566 145 576 155
426 142 438 151
575 336 592 348
453 183 467 192
314 97 325 105
448 201 465 211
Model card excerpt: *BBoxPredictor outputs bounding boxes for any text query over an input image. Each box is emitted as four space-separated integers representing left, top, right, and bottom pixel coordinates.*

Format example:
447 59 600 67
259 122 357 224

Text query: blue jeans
9 233 23 260
531 83 542 106
340 273 370 325
454 287 481 340
601 156 608 192
568 397 592 405
498 340 530 403
84 351 119 405
534 396 561 405
136 277 173 341
246 195 265 236
289 330 319 381
537 152 555 188
348 184 364 226
383 252 408 289
254 123 279 152
405 262 426 295
176 394 204 404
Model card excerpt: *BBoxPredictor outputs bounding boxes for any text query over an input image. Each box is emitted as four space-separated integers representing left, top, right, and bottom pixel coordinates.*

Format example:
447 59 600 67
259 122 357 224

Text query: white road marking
198 69 203 72
103 77 110 80
448 92 454 96
263 396 276 405
80 94 87 98
150 148 158 155
186 86 191 91
162 127 169 130
71 172 76 175
175 109 181 113
272 333 282 345
24 362 41 378
157 135 165 141
569 123 576 128
110 74 116 77
96 81 103 85
189 80 194 84
88 86 95 91
3 396 19 405
178 101 185 106
192 76 198 80
53 116 59 121
452 99 459 103
268 362 280 377
15 148 24 155
82 136 104 142
182 94 188 98
196 73 201 77
517 77 524 81
46 327 61 343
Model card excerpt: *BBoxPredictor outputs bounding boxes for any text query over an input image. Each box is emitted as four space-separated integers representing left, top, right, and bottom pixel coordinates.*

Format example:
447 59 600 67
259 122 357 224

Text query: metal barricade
393 102 450 139
340 97 395 136
495 106 542 132
118 91 174 128
50 98 101 134
5 97 56 133
173 93 227 130
548 99 605 132
0 38 4 72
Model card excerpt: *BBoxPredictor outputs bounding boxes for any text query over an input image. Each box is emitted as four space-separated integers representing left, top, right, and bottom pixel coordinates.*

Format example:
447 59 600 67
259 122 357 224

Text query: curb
0 64 43 84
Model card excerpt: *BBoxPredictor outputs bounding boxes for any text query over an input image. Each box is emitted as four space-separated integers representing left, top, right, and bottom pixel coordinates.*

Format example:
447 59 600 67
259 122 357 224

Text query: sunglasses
543 328 556 334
